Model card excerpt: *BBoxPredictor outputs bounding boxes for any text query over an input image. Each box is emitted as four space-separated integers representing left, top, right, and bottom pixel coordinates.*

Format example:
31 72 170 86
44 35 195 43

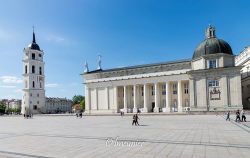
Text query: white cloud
0 85 16 88
0 76 22 84
69 82 79 87
45 83 59 87
46 34 65 43
14 89 22 93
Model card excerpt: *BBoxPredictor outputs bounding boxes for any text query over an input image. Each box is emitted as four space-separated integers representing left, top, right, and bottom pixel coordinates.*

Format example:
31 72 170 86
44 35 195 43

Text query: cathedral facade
82 25 243 114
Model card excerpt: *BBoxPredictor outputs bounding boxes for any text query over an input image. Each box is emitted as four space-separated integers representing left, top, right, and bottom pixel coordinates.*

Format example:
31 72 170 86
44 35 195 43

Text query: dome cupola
192 25 233 59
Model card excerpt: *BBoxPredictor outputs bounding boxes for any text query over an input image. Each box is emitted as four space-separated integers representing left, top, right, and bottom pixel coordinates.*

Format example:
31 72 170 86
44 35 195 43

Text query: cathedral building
21 31 46 114
82 25 243 114
235 46 250 109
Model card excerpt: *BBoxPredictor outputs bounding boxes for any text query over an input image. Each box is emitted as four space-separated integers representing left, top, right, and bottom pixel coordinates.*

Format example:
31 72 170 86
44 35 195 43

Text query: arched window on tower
25 65 27 74
32 66 35 73
40 82 42 88
33 81 35 88
39 67 42 75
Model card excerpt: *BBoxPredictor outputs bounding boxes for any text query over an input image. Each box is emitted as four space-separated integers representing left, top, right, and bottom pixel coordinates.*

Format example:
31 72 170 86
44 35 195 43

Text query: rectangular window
32 53 35 60
132 87 134 96
209 60 216 69
33 105 37 110
39 54 42 57
162 85 166 95
208 80 219 87
32 66 35 73
152 86 155 96
39 67 42 75
25 65 27 74
173 84 177 94
184 83 189 94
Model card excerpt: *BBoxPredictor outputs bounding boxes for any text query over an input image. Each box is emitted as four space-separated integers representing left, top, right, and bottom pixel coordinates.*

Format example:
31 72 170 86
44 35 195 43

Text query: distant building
72 104 81 113
8 100 22 109
0 99 21 109
45 97 72 113
235 46 250 109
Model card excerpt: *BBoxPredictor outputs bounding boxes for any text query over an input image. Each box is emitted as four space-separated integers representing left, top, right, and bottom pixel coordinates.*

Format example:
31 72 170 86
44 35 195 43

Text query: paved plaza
0 115 250 158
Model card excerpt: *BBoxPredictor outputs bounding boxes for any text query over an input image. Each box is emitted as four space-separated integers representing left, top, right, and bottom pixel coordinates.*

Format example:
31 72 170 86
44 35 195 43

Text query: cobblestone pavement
0 115 249 158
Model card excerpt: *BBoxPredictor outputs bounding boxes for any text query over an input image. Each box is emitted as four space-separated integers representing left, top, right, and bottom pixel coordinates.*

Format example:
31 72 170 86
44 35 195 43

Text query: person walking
132 114 136 126
226 111 230 121
241 110 246 122
235 110 240 122
135 114 140 126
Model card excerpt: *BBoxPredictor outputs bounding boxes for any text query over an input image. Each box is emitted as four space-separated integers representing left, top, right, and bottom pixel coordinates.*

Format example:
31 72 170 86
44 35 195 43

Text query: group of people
76 112 83 118
23 114 33 119
226 110 247 122
132 114 139 126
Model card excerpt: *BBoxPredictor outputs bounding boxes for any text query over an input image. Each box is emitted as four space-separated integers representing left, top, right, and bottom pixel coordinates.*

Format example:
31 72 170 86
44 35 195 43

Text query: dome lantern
205 24 216 39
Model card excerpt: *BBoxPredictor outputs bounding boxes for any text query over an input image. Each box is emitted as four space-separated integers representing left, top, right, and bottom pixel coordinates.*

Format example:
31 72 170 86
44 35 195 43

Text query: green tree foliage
0 102 6 113
7 108 21 113
72 95 84 105
80 98 85 111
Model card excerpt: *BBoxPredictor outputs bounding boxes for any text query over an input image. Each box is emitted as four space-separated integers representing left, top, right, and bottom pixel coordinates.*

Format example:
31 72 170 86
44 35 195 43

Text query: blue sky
0 0 250 100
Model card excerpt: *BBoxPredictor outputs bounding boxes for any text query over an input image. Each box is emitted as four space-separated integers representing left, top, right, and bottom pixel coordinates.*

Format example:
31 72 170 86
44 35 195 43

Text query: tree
0 102 6 114
80 98 85 111
72 95 84 105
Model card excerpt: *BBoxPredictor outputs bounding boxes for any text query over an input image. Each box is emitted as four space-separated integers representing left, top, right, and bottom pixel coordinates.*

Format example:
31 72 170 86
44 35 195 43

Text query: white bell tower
21 29 45 114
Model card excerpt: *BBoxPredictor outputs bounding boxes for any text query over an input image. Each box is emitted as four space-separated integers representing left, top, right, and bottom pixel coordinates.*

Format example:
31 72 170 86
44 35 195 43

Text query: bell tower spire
32 26 36 43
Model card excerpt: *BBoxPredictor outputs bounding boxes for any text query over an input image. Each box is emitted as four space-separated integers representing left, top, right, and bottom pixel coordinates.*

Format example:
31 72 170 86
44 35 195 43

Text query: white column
123 86 127 113
221 76 228 106
85 86 91 114
95 88 98 110
178 81 182 112
165 82 170 112
189 78 195 108
143 84 148 112
106 87 109 110
133 85 137 113
154 83 159 112
114 86 118 113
